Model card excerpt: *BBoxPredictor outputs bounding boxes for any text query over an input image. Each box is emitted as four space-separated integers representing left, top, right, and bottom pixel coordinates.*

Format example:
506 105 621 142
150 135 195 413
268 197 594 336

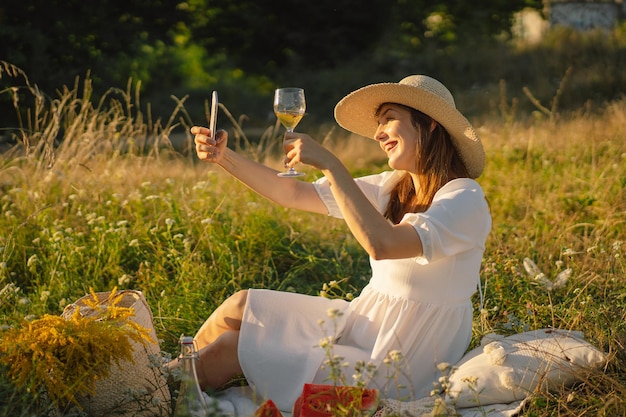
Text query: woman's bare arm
319 155 423 260
193 126 328 214
283 132 423 260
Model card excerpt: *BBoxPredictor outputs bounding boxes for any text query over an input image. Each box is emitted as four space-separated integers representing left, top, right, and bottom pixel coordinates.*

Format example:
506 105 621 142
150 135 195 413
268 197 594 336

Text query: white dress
237 170 492 412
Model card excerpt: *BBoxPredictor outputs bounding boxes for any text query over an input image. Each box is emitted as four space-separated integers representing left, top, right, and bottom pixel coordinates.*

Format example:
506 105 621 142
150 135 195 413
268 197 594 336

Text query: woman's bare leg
194 290 248 349
195 330 243 390
166 290 247 374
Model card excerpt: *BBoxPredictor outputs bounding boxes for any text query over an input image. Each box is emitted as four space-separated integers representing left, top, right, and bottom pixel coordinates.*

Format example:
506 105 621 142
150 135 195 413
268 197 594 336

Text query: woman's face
374 104 420 172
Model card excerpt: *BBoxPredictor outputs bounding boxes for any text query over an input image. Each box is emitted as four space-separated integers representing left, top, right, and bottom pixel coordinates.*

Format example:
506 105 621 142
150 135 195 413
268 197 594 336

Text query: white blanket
204 387 525 417
201 328 607 417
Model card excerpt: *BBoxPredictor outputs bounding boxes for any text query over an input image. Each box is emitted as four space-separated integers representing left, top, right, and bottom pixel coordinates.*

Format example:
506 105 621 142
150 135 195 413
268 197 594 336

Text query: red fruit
255 399 283 417
292 384 379 417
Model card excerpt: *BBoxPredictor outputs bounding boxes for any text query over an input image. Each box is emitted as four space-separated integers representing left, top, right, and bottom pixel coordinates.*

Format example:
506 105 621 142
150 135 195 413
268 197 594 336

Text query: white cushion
447 329 606 407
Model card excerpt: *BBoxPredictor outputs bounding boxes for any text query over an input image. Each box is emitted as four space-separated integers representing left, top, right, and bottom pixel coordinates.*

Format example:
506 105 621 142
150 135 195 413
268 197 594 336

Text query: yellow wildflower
0 287 153 408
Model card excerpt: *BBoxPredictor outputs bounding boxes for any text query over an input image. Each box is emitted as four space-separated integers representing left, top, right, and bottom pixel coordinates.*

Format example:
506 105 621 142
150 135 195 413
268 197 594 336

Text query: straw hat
334 75 485 178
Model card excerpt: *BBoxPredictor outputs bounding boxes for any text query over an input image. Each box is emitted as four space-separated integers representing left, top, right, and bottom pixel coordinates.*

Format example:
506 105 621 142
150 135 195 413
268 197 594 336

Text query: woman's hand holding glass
282 131 336 173
192 126 227 163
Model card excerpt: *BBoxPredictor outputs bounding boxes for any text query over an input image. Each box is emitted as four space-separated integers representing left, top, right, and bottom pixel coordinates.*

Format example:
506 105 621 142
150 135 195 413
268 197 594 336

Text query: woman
188 75 491 411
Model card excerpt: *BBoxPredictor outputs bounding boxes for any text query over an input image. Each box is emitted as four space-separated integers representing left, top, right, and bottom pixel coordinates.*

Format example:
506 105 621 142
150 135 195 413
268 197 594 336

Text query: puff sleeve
400 179 491 264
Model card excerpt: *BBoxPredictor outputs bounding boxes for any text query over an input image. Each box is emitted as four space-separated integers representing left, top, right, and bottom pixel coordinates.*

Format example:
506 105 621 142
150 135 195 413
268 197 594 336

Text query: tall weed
1 63 625 415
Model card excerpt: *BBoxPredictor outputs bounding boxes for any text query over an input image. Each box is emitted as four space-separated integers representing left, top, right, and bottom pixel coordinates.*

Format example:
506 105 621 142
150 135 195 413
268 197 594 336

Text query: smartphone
209 91 218 137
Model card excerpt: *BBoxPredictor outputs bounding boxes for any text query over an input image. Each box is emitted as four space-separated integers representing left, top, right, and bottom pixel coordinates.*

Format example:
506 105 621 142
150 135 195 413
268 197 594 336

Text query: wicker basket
61 290 171 416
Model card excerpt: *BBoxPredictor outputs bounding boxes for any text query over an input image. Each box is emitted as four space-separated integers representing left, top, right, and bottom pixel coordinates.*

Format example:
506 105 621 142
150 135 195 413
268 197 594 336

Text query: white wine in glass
274 87 306 177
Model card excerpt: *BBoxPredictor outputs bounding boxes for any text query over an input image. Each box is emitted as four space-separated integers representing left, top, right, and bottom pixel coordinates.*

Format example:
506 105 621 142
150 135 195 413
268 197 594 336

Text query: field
0 61 625 416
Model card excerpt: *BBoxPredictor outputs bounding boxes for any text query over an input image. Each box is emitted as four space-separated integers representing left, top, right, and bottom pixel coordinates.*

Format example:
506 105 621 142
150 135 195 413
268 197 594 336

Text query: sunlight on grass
1 60 625 415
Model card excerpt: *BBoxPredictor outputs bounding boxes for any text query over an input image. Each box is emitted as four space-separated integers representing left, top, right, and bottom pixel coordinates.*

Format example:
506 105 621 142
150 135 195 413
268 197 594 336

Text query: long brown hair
382 104 469 224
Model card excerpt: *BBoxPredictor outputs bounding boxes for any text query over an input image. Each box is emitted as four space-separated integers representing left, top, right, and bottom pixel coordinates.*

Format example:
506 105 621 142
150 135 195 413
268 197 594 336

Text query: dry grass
1 62 625 416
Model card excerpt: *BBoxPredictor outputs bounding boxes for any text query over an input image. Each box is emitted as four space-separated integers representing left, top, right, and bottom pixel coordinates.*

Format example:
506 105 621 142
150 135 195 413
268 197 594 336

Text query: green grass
1 58 625 416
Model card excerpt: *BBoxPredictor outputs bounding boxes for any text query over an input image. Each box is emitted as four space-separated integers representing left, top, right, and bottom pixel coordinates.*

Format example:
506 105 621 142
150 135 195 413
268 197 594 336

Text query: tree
185 0 391 77
1 0 542 93
388 0 543 51
0 0 187 91
0 0 544 126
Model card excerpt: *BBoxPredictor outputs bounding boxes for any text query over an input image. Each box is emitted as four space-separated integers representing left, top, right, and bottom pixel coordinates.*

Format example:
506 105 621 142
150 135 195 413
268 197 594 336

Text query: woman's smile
383 140 398 154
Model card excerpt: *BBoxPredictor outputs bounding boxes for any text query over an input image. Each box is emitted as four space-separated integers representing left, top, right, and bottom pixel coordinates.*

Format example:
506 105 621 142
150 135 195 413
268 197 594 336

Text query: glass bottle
173 336 209 417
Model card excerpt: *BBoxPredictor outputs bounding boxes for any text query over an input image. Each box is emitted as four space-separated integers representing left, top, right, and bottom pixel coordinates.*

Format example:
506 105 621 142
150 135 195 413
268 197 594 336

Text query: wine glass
274 87 306 177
